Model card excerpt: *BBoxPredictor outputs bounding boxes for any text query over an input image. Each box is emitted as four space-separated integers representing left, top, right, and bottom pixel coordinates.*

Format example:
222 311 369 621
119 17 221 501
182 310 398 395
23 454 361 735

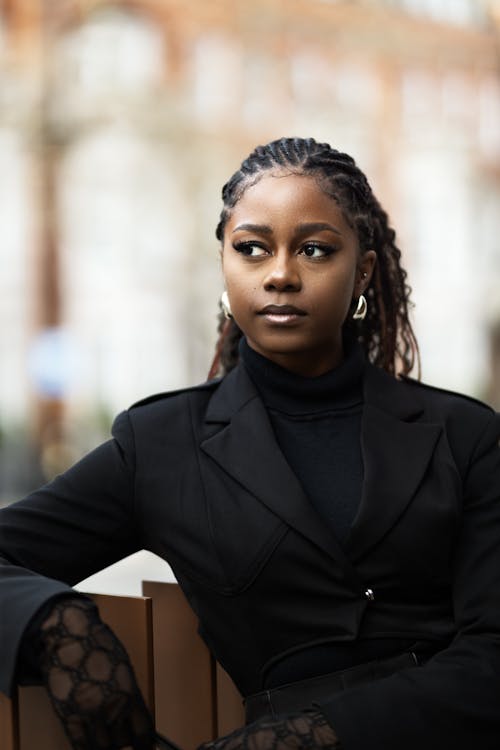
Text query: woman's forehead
225 173 352 238
230 172 342 216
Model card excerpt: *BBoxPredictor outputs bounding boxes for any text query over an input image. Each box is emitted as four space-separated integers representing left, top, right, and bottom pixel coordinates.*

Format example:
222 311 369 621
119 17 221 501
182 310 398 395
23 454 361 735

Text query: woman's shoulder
366 361 495 419
371 368 499 465
128 377 222 413
397 373 495 416
395 372 499 455
366 363 497 450
110 378 225 449
116 378 224 437
366 365 498 464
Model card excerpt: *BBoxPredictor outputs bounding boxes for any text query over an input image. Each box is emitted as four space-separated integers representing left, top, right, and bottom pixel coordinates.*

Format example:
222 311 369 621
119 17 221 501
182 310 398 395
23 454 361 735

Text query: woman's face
221 171 376 376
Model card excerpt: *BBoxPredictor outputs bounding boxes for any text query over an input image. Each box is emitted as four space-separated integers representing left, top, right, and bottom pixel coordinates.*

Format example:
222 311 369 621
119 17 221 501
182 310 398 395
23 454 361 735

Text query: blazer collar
201 362 441 566
204 359 424 424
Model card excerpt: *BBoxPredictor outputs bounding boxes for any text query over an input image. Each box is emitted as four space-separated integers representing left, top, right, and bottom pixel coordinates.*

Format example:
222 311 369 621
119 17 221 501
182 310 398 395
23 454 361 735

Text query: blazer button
364 588 375 601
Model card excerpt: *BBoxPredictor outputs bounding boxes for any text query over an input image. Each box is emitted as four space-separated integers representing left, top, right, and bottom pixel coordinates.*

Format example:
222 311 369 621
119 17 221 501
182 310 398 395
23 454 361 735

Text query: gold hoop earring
220 290 232 319
353 294 367 320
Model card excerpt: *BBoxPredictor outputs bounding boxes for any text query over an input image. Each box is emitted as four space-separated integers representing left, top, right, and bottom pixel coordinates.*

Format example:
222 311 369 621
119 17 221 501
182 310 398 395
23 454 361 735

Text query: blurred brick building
1 0 500 500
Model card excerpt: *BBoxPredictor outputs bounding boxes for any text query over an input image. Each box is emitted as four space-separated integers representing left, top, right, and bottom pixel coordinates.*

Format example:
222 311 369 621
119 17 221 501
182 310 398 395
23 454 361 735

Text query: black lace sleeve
30 595 156 750
199 711 341 750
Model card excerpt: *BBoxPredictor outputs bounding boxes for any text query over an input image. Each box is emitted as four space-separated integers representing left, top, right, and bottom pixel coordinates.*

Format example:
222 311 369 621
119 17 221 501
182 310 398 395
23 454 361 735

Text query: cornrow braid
210 137 419 379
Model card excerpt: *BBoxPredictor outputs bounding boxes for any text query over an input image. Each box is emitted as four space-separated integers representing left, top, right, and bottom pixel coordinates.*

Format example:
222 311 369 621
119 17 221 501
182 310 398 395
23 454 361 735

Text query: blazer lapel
200 366 357 572
201 361 442 568
345 365 442 561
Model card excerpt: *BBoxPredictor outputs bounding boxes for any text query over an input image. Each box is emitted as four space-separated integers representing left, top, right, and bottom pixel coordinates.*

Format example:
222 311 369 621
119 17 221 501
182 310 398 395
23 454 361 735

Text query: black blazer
1 361 499 750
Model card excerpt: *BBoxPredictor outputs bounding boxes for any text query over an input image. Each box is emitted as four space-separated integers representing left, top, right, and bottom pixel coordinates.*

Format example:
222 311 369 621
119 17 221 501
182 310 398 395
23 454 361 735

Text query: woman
1 137 499 750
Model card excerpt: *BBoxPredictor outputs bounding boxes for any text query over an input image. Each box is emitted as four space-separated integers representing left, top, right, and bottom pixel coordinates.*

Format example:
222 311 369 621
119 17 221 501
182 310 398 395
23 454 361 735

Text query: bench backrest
0 582 244 750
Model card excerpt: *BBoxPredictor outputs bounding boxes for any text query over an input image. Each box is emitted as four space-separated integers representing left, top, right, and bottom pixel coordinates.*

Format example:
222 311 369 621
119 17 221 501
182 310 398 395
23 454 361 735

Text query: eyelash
233 242 336 259
300 243 336 258
233 241 267 257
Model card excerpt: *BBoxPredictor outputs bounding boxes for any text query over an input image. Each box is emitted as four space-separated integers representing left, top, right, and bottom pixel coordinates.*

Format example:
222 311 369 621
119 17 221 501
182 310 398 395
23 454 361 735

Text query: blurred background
1 0 499 590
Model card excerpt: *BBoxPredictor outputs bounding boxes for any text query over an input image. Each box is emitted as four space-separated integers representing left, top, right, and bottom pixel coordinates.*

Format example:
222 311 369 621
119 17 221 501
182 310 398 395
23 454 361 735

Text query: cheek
221 255 243 291
224 269 256 299
311 270 355 308
223 279 254 323
225 277 244 299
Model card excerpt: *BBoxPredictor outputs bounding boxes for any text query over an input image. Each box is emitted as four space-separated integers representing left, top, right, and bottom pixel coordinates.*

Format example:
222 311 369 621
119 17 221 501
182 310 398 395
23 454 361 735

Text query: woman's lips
258 304 307 325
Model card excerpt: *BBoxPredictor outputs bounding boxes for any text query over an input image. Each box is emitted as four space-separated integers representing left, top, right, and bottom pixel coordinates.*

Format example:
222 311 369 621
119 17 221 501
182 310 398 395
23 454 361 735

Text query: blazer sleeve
0 410 140 697
320 409 500 750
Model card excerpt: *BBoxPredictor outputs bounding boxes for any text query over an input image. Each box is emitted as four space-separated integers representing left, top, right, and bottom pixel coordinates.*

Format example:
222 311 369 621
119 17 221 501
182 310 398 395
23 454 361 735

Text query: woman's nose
263 253 301 291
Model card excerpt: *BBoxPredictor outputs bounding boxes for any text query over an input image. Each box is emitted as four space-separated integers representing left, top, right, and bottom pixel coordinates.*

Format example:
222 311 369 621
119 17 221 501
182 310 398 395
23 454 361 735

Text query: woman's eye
233 242 268 257
300 243 334 258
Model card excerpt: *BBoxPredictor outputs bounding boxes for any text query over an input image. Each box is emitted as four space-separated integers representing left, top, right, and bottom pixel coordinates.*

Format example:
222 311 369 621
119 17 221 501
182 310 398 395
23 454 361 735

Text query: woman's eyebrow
295 222 342 236
231 222 342 236
232 223 273 235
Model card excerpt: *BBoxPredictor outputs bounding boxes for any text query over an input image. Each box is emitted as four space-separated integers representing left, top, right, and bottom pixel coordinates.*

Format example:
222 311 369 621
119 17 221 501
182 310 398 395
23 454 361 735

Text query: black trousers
244 651 419 723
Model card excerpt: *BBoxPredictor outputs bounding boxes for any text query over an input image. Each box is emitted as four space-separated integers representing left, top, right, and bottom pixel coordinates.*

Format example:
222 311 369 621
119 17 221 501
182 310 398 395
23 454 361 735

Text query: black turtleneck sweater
240 337 364 545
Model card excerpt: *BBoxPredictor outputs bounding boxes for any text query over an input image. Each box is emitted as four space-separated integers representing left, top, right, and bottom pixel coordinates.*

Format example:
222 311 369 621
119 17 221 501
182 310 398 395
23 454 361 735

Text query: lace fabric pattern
199 711 341 750
37 596 155 750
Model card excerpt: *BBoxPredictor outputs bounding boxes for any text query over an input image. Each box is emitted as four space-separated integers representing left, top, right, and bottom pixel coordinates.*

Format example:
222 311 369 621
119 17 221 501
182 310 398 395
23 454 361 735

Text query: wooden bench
0 582 244 750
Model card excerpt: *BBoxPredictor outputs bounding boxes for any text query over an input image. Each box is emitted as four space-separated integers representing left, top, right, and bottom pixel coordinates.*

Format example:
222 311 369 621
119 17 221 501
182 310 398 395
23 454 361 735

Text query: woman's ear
356 250 377 295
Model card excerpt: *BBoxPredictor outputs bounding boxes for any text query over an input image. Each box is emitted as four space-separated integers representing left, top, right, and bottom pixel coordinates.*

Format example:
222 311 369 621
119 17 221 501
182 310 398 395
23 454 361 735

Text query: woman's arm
0 411 172 749
0 410 139 696
32 595 155 750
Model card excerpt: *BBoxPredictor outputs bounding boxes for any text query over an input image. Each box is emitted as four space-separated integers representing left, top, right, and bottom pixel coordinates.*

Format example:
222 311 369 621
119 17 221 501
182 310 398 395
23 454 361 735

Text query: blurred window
478 77 500 160
0 129 32 425
53 7 164 108
59 126 190 415
242 53 290 129
380 0 488 26
191 34 242 125
0 13 5 55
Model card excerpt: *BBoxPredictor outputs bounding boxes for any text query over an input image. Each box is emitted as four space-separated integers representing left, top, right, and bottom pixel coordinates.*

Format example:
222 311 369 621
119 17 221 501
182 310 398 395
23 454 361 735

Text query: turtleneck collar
239 337 365 415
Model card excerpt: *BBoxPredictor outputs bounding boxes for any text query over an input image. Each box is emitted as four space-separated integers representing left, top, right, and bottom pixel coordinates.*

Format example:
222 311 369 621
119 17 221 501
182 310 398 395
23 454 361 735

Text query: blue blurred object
28 327 79 398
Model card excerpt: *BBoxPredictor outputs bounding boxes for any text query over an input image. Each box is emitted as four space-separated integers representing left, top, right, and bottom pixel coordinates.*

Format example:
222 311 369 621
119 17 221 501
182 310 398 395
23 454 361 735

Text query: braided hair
209 137 419 379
